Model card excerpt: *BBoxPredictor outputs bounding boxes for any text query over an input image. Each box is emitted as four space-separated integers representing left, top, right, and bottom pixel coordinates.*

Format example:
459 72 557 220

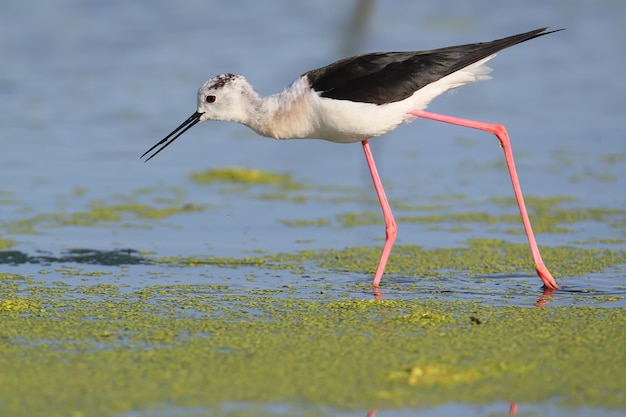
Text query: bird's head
196 73 253 123
141 73 255 161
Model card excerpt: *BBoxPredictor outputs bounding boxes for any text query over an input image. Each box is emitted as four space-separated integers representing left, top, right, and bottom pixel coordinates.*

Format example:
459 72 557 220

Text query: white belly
254 56 494 144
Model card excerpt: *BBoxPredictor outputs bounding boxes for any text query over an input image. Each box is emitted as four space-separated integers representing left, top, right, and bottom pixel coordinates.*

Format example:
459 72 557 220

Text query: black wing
305 27 562 105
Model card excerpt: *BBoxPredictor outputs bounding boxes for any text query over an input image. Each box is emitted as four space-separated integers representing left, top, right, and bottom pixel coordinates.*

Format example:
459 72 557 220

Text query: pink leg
362 140 398 288
408 110 559 290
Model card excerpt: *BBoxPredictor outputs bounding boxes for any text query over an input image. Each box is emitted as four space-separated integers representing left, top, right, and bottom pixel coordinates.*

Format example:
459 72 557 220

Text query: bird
142 27 562 291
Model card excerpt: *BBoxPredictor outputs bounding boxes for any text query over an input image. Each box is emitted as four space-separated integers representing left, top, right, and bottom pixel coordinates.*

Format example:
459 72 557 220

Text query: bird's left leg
408 110 559 290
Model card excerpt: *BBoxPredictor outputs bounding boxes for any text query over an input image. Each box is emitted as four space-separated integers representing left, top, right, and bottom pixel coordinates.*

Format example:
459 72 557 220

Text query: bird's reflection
536 287 557 306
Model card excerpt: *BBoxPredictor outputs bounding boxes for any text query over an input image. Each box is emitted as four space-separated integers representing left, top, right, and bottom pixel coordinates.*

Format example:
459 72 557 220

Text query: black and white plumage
142 27 561 159
307 27 556 105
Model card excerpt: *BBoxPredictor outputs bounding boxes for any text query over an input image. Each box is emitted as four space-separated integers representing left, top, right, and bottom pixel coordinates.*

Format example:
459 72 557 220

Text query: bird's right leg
361 140 398 289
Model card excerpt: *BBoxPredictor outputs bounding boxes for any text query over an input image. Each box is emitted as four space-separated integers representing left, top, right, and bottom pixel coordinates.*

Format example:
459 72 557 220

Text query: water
2 0 625 291
1 1 626 416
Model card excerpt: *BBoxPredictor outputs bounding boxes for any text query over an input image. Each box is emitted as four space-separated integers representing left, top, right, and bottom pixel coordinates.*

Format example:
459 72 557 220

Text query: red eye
205 95 216 103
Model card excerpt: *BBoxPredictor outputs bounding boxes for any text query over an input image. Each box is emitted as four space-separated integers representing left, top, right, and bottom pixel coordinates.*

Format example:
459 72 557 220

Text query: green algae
0 272 28 280
331 197 626 235
1 172 625 416
278 218 332 228
1 186 200 235
1 202 202 234
0 284 624 416
309 239 626 278
188 167 372 205
257 192 310 203
156 256 266 268
0 188 18 205
3 165 625 243
598 152 626 164
0 298 41 314
190 167 301 188
154 238 626 281
0 235 16 250
259 194 626 239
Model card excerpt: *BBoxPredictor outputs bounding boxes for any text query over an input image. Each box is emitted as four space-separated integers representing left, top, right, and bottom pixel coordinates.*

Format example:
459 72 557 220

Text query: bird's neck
246 77 317 140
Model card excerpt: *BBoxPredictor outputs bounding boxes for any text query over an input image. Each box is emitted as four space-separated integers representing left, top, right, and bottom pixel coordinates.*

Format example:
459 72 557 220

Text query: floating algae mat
0 280 625 416
1 167 626 416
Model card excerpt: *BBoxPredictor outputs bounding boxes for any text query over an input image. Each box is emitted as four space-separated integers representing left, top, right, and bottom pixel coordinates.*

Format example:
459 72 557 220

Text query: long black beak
141 111 202 162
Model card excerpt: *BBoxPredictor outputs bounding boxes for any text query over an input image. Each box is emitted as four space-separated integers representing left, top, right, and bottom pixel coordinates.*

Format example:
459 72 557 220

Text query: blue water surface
1 1 626 415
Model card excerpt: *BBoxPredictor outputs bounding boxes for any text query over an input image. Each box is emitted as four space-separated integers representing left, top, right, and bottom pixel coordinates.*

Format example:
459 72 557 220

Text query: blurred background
1 0 625 263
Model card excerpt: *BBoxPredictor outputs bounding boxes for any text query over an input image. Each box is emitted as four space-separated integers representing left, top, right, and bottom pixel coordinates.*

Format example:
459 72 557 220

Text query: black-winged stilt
142 27 562 291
